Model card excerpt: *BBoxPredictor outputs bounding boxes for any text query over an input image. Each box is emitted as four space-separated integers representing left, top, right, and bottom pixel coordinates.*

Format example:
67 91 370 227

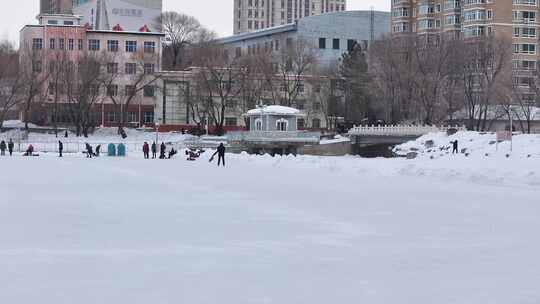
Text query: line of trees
369 34 539 133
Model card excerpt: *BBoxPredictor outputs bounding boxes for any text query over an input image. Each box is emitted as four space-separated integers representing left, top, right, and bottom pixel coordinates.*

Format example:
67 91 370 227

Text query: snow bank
1 120 38 129
394 131 540 159
320 134 351 145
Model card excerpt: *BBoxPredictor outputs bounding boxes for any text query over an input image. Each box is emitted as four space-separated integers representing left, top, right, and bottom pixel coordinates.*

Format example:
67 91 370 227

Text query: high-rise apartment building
391 1 539 104
390 0 516 39
40 0 72 14
234 0 347 34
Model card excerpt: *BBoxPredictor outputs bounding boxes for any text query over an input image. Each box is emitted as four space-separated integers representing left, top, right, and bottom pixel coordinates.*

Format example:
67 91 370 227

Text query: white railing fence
227 131 321 143
348 125 467 137
7 141 191 154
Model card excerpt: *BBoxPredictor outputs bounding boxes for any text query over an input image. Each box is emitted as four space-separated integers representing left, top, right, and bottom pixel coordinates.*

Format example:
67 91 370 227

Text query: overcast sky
1 0 390 45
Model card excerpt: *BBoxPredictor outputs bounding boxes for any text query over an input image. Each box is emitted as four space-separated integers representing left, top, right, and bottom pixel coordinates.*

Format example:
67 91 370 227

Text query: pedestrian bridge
348 125 466 147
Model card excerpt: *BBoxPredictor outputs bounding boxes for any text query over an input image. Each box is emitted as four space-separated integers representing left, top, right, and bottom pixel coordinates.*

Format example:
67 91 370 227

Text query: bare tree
158 11 216 70
62 53 103 137
340 43 373 124
272 38 317 107
0 41 24 129
19 42 50 130
462 35 512 131
101 50 161 134
190 44 245 135
370 35 417 124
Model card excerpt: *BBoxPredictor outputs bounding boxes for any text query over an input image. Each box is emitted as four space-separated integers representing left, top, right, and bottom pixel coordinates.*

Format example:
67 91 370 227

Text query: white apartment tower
234 0 347 34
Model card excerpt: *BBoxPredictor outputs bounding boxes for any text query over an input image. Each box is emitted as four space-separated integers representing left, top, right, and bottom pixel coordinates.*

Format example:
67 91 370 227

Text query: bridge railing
348 125 466 137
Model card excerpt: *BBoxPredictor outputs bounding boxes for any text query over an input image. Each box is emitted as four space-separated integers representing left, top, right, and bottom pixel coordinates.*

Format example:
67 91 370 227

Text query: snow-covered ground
394 131 540 159
0 150 539 303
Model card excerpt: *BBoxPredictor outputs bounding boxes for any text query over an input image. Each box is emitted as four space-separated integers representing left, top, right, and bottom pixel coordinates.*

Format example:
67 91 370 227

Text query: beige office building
234 0 347 34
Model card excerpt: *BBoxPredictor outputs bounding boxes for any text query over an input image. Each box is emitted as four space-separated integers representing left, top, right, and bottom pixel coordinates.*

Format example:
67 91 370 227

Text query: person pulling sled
210 143 226 167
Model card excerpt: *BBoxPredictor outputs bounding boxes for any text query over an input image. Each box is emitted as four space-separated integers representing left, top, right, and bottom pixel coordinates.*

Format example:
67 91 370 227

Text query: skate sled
186 148 205 161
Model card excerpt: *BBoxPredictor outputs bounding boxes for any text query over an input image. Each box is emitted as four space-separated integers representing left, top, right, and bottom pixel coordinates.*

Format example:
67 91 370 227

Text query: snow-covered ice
0 150 539 303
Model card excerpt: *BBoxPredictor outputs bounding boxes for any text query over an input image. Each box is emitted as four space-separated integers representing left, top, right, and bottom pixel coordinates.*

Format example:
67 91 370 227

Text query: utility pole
370 7 375 44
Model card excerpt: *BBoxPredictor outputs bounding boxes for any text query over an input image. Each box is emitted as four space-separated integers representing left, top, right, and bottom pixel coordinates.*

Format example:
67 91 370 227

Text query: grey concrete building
234 0 347 34
220 10 391 67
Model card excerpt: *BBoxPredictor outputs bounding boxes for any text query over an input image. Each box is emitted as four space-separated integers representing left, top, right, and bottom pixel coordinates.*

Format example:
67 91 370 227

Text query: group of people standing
2 138 227 166
0 139 14 156
142 142 178 160
141 141 226 166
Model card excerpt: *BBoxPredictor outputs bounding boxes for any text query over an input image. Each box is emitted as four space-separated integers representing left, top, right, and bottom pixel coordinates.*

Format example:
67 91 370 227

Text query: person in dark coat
7 139 14 156
95 145 101 157
168 148 177 159
0 140 6 156
151 142 157 159
58 141 63 157
212 143 226 167
159 142 166 159
85 143 93 158
143 142 150 159
452 140 459 154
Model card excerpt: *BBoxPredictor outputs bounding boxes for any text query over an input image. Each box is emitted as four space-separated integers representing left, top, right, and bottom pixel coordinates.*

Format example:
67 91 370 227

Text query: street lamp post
155 120 160 146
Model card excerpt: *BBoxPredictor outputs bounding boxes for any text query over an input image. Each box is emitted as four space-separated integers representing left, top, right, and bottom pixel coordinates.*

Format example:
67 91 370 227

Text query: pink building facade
19 14 164 128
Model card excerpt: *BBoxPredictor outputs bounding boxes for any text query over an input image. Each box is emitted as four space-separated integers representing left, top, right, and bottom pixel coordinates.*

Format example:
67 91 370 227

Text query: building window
225 118 238 126
48 83 55 95
107 63 118 74
125 85 136 96
106 112 117 123
313 102 321 111
127 112 138 123
125 40 137 52
68 39 74 50
144 41 155 53
143 63 155 74
64 21 74 25
32 61 42 73
297 118 305 129
107 85 118 97
143 85 155 97
312 118 321 128
59 38 65 50
318 38 326 49
88 39 100 51
48 20 58 25
125 63 137 74
347 39 357 51
143 111 154 124
333 38 340 50
254 118 263 131
78 39 83 50
107 40 119 52
32 38 43 50
49 38 55 50
226 99 236 109
276 118 288 131
297 83 305 93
